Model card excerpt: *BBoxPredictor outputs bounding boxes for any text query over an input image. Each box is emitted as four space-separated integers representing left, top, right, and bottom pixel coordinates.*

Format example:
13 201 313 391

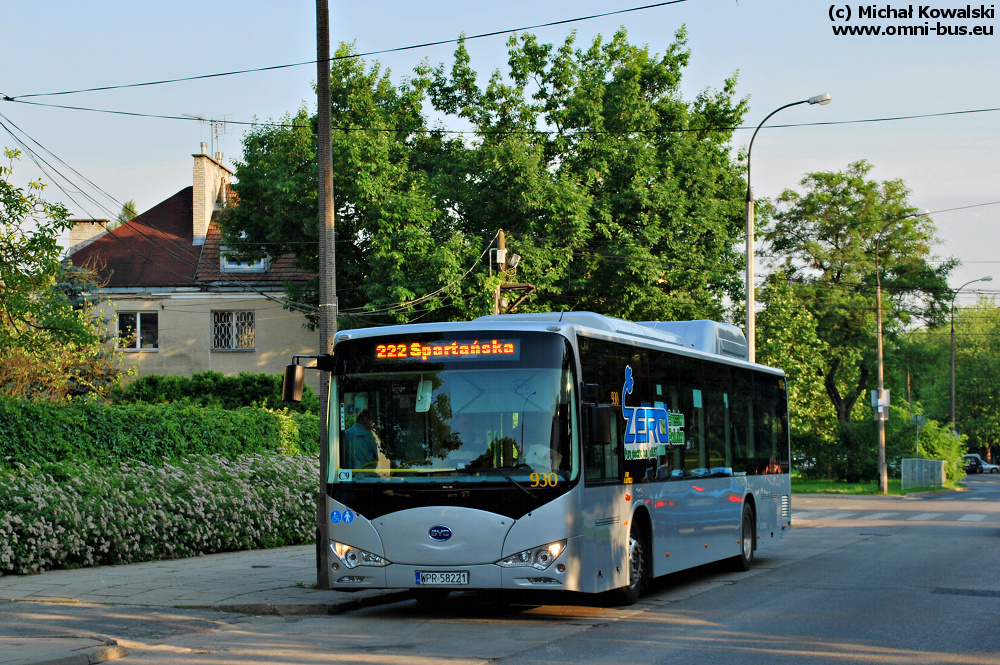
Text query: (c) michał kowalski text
856 4 994 19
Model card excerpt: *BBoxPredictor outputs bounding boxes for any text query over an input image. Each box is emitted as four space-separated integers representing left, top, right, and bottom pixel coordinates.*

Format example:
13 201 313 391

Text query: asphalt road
3 477 998 665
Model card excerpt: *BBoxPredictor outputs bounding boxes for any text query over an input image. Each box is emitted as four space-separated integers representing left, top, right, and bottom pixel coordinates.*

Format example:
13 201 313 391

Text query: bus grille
781 495 791 521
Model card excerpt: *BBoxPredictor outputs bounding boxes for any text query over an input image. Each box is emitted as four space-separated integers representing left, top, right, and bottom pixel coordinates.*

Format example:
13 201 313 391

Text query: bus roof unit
475 312 747 360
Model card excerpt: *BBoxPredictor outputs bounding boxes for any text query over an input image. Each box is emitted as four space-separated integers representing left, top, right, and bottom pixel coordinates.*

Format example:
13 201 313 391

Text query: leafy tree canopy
220 28 750 327
111 199 137 229
0 148 125 399
764 159 955 425
762 160 955 481
905 296 1000 454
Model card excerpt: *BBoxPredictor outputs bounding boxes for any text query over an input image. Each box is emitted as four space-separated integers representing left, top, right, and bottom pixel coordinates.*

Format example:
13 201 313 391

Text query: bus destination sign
375 339 521 362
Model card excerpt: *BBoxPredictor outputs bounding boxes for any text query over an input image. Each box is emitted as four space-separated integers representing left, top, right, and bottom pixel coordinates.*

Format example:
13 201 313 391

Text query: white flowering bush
0 453 318 575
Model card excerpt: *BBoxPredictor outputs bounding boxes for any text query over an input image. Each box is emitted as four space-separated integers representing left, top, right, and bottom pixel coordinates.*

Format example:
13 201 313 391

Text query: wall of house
102 292 320 390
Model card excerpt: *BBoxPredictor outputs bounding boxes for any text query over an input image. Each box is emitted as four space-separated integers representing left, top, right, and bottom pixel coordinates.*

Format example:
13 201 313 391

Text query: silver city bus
286 312 791 604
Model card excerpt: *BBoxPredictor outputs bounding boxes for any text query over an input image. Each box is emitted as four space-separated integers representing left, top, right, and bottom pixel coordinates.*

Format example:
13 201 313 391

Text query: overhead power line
4 0 692 101
5 96 1000 136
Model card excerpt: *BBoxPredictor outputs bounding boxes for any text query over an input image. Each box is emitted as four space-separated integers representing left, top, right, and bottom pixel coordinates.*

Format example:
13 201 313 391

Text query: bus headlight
495 540 566 570
330 541 391 569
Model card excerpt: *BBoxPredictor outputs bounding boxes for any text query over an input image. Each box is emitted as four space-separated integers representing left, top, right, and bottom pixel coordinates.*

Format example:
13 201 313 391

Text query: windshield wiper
481 466 537 500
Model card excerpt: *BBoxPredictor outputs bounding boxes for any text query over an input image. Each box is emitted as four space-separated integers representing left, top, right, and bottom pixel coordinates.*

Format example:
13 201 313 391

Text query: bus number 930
530 472 558 487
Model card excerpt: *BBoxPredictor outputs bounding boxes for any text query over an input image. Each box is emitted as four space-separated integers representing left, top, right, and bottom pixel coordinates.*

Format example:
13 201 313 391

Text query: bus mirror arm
282 354 334 403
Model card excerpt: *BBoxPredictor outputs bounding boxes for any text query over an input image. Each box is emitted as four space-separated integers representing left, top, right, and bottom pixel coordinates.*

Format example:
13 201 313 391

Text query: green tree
111 199 138 229
762 160 955 480
0 149 124 398
428 28 749 320
756 271 838 474
905 296 1000 459
221 29 750 325
219 53 471 328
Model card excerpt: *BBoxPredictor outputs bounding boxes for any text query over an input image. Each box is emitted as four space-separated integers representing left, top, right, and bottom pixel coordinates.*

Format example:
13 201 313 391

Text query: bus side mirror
586 404 611 445
282 364 305 403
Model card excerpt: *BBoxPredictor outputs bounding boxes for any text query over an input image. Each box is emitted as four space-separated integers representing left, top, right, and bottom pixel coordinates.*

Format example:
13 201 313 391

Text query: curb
2 636 127 665
904 487 965 498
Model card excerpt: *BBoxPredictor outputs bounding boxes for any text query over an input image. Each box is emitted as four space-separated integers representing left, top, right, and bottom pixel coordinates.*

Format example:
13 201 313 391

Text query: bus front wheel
731 503 755 572
615 523 648 606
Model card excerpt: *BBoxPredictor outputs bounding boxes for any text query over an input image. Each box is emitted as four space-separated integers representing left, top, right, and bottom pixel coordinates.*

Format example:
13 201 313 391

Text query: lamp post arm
745 100 809 202
950 276 991 432
743 94 830 364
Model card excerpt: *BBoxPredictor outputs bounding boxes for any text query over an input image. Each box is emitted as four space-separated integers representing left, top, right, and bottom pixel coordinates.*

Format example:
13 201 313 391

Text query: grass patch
791 477 964 495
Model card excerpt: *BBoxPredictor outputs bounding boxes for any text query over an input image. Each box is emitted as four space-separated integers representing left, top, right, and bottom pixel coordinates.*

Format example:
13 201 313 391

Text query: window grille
213 311 255 350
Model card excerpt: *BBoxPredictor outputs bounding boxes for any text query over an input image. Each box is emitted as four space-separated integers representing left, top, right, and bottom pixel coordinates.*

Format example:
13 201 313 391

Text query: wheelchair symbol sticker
330 510 341 524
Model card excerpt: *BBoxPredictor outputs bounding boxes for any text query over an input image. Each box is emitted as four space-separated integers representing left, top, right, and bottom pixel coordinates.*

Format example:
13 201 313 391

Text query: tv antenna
183 114 231 156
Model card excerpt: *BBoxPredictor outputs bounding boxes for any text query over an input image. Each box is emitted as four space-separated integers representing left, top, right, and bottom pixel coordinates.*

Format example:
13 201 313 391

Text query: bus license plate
415 571 468 586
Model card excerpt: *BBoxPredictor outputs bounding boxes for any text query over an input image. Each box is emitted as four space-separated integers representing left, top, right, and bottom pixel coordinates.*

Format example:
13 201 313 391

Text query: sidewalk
0 545 409 665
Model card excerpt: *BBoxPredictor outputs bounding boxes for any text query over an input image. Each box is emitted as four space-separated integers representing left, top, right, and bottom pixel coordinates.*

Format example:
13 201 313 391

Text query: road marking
907 513 943 521
817 512 857 520
792 512 825 520
860 512 898 520
957 514 987 522
966 496 986 501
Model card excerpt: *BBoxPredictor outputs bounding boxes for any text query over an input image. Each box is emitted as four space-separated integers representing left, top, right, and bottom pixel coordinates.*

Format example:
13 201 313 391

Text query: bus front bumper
330 563 574 590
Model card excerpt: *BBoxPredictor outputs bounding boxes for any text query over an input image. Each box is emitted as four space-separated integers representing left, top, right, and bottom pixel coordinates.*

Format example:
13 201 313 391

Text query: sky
3 0 998 307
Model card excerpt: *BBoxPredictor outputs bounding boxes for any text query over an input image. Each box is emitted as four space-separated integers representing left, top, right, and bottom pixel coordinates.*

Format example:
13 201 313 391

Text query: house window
118 312 158 351
220 246 269 272
213 311 255 351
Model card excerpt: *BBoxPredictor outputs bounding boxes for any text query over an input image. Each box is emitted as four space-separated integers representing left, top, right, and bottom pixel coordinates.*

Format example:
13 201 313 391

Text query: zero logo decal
621 365 685 460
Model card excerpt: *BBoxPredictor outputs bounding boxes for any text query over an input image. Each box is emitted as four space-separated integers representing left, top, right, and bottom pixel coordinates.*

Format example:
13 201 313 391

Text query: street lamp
745 93 831 363
950 276 993 435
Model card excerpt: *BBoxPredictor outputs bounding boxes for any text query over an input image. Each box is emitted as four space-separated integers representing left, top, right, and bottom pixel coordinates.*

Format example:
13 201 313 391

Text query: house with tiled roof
68 144 318 383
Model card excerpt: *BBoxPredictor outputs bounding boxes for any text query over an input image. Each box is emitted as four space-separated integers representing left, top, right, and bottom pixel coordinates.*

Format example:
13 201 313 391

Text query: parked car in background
963 454 999 474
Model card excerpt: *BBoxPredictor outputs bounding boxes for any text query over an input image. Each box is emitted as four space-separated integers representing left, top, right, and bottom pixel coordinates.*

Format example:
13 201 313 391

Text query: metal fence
901 458 945 490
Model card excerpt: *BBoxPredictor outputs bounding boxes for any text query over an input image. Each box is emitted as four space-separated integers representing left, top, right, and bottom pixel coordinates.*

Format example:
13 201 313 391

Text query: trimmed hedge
0 398 319 470
111 370 320 413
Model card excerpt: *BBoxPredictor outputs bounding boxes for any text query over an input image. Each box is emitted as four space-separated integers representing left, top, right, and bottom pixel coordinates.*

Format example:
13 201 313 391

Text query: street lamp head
807 93 832 105
982 276 993 282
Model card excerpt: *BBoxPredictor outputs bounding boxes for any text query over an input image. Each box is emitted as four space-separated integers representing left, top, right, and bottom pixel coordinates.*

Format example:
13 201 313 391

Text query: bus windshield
331 333 578 485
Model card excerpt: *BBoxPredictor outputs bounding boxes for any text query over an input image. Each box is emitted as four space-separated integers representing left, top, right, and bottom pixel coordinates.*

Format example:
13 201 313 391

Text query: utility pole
493 230 506 315
315 0 336 589
493 229 535 315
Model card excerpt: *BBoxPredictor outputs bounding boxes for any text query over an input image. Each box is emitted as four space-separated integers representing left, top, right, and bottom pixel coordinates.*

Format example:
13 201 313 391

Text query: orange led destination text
375 339 517 361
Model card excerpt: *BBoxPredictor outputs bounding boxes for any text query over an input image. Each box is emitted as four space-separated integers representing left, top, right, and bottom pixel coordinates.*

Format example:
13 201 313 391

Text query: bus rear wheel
614 523 648 606
731 503 755 572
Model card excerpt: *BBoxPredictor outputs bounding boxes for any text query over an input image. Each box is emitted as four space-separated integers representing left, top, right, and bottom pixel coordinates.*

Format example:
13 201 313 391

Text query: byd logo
429 525 452 541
